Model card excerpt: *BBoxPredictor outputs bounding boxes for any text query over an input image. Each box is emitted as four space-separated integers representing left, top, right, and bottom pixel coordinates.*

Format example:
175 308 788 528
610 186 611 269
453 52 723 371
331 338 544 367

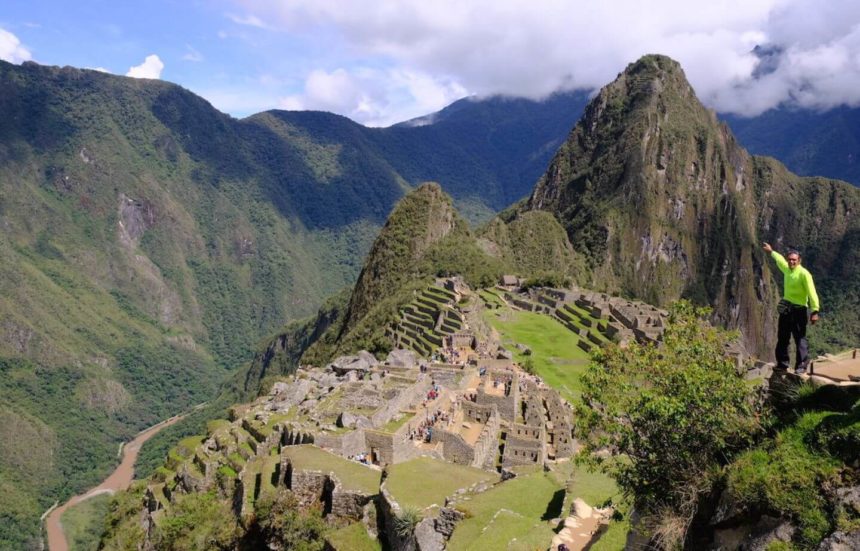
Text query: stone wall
503 435 544 467
461 400 495 424
477 358 515 370
472 408 501 470
371 376 431 427
282 459 374 521
364 430 396 465
432 429 474 465
543 389 575 458
503 425 545 467
314 428 366 457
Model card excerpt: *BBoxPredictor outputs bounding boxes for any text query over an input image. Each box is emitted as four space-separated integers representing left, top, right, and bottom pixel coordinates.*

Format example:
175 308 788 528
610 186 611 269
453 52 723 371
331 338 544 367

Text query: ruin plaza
141 279 674 550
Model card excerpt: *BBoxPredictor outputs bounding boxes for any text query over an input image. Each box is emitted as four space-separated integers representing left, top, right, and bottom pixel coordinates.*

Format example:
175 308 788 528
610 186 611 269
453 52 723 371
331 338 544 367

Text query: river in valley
44 413 187 551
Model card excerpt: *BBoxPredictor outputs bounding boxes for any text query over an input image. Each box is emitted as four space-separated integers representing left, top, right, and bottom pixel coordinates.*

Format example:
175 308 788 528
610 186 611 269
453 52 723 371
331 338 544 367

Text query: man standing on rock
763 243 820 374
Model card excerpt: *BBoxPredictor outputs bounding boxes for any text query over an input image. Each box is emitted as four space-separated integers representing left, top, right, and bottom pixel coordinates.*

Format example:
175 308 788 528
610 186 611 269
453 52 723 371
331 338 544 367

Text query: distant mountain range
2 55 860 548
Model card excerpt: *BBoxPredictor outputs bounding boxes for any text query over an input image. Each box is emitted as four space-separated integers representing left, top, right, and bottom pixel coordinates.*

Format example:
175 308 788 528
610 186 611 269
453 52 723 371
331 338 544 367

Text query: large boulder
358 350 379 367
328 354 372 375
337 411 371 429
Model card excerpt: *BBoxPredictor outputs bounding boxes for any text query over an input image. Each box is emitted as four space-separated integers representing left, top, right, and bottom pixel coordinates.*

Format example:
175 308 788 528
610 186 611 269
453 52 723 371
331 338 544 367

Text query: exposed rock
358 350 379 367
816 530 860 551
835 486 860 516
328 354 372 375
337 411 371 429
414 517 444 551
387 349 417 369
741 516 796 551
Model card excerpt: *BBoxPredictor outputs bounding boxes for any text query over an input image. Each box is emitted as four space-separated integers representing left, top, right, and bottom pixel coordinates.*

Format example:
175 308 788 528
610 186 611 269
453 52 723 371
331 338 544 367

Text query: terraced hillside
386 284 464 357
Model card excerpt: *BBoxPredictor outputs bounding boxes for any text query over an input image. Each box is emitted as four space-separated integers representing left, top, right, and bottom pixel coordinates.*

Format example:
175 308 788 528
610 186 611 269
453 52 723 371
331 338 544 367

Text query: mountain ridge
518 54 860 356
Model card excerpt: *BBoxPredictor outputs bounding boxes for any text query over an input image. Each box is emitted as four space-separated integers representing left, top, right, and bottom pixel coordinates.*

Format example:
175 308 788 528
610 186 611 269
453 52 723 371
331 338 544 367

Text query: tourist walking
762 243 820 374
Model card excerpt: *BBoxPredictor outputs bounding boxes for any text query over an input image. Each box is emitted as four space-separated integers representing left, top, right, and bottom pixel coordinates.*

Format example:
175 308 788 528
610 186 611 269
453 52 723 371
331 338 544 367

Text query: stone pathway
551 498 611 551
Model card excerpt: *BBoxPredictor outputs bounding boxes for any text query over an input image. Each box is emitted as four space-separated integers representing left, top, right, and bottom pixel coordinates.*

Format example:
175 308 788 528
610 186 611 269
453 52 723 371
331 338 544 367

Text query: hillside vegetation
0 59 585 548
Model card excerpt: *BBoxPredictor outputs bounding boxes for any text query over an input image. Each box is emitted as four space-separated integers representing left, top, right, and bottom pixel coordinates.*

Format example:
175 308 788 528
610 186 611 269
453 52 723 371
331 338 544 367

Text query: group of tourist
348 452 372 464
408 408 451 443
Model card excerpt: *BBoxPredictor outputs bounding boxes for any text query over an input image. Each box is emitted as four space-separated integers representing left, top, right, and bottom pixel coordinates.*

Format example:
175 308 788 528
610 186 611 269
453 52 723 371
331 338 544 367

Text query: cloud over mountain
126 54 164 79
0 28 32 64
237 0 860 117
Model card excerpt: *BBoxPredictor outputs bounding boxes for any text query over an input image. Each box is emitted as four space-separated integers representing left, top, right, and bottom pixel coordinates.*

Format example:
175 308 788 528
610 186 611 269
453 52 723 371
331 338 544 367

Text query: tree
575 301 763 547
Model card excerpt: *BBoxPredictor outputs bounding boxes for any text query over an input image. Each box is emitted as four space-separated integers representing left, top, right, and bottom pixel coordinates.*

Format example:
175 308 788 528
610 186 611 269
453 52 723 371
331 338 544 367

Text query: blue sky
3 1 860 126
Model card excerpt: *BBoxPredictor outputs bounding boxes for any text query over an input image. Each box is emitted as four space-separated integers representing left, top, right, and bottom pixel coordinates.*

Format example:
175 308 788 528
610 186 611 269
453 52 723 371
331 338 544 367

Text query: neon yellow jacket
771 251 820 312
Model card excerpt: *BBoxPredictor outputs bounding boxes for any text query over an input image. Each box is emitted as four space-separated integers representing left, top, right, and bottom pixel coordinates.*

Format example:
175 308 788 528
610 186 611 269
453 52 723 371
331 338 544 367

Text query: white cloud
126 54 164 79
0 28 32 64
226 13 273 30
182 45 204 62
279 66 468 126
234 0 860 117
87 67 112 73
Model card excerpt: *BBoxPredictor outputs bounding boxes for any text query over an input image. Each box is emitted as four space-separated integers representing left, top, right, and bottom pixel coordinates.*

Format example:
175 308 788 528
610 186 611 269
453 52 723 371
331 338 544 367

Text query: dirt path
45 412 188 551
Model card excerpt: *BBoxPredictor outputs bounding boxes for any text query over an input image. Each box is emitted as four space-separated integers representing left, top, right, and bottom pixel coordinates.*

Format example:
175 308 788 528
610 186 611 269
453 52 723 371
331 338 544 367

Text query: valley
0 51 857 551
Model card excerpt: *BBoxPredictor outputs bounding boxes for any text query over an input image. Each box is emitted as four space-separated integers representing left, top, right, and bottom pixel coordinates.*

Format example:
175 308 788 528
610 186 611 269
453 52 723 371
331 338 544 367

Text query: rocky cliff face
522 55 860 356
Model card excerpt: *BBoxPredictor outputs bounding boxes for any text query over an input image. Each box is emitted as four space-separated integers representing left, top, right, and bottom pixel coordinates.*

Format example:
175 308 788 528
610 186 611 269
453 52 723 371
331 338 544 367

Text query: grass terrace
482 307 589 402
447 470 564 550
282 445 381 494
381 412 415 433
385 457 498 511
326 522 382 551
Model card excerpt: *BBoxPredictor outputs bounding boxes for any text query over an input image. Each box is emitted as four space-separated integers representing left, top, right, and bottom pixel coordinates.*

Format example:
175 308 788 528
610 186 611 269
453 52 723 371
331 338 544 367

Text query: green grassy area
381 412 415 433
282 446 381 494
325 522 382 551
568 467 623 508
482 307 589 402
447 470 563 551
61 493 112 551
385 457 498 511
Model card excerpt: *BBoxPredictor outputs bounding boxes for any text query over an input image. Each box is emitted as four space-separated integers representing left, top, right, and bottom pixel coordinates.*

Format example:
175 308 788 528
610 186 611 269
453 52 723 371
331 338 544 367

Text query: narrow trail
44 404 204 551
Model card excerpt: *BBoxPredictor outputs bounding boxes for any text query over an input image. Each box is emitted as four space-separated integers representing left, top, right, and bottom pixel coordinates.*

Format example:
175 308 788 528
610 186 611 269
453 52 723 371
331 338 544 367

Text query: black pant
775 307 808 369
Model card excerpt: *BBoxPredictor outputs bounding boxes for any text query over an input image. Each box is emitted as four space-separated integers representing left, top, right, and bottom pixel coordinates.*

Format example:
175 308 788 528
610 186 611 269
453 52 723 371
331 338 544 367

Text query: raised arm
763 243 789 274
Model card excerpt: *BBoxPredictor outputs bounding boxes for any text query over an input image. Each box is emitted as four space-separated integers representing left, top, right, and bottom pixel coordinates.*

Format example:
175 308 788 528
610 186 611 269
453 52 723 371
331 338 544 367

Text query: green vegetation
60 494 111 551
447 470 562 550
250 489 327 551
482 308 589 402
151 491 240 550
393 507 423 538
576 302 762 547
381 412 415 433
386 457 498 511
282 445 381 494
725 412 843 547
326 522 381 551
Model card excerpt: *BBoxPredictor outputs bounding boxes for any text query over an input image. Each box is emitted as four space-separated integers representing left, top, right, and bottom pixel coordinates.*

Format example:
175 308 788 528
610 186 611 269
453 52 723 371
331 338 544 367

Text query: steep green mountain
0 61 382 549
517 54 860 357
242 183 579 395
0 60 588 548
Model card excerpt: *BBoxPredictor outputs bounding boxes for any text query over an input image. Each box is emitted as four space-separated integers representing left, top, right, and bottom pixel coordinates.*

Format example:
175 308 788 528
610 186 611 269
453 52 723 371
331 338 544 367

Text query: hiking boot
774 364 789 371
795 365 808 375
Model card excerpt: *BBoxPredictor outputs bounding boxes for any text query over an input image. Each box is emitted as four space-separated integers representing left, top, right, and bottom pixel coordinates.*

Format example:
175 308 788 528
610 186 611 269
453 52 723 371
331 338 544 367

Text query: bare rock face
816 530 860 551
520 54 860 357
387 349 417 369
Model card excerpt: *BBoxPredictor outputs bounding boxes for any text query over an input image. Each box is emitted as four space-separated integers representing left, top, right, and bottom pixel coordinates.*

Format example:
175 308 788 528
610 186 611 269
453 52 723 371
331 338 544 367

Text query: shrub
576 301 763 545
393 507 422 539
